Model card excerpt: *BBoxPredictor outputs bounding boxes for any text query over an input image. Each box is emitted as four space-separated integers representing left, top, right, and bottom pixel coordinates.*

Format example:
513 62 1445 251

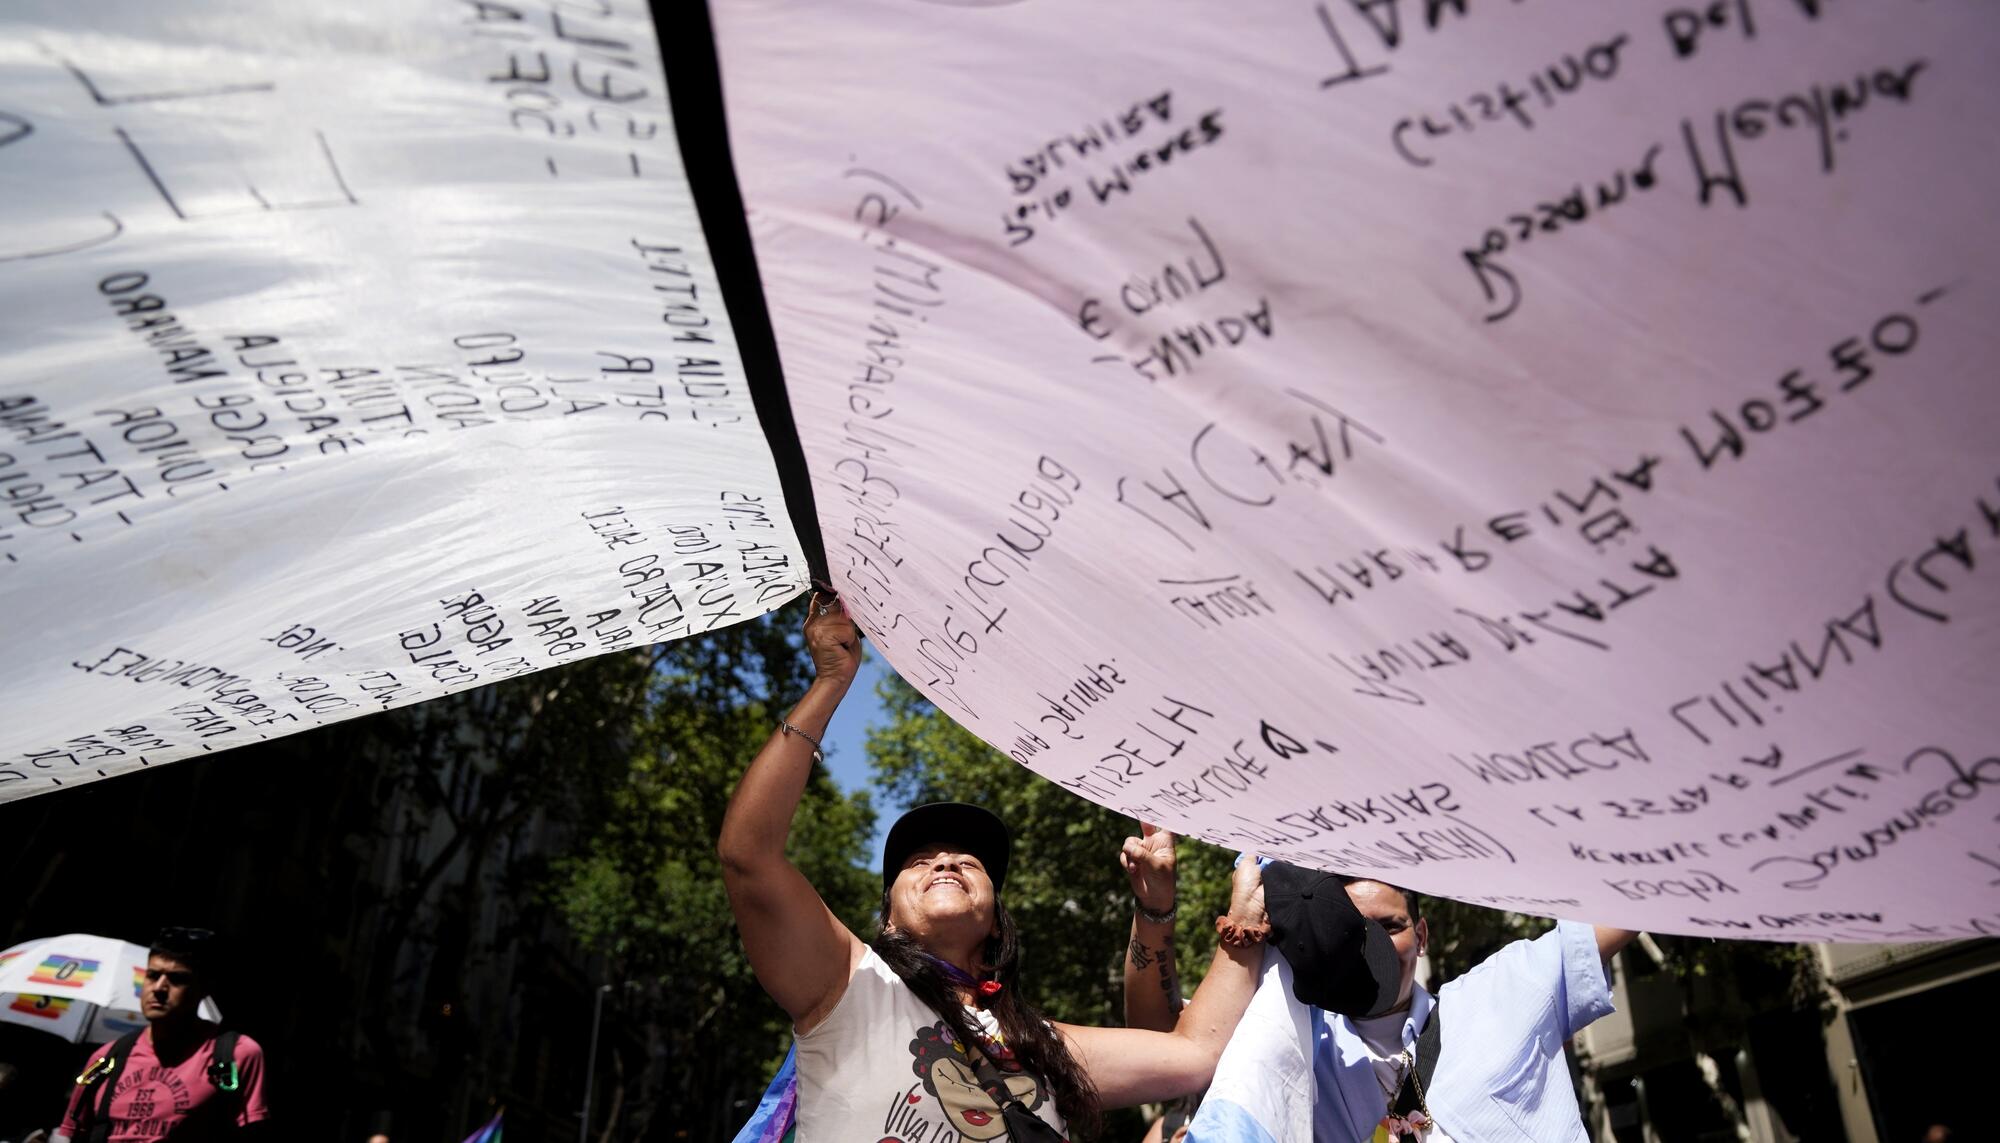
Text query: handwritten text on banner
0 0 807 798
714 0 2000 940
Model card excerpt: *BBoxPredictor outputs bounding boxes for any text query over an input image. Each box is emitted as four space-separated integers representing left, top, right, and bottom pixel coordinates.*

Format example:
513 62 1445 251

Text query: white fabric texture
713 0 2000 939
0 0 805 800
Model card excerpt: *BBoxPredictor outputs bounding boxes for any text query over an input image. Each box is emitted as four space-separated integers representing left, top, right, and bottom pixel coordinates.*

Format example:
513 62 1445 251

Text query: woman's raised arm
718 595 868 1032
1060 854 1268 1107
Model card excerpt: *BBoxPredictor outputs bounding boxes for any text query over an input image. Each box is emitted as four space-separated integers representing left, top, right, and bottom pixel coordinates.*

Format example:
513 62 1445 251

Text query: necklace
1373 1046 1441 1141
1375 1048 1410 1105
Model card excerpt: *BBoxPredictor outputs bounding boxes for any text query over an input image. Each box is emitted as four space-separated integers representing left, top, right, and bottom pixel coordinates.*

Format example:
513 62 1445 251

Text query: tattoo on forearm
1158 952 1179 1006
1129 938 1156 971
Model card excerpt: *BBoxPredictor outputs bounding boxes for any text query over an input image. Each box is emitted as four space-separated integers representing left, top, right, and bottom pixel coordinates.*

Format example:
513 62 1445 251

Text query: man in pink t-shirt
54 928 269 1142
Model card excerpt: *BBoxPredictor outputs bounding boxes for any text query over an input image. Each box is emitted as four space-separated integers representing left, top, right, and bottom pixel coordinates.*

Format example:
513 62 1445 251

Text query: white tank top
796 947 1069 1141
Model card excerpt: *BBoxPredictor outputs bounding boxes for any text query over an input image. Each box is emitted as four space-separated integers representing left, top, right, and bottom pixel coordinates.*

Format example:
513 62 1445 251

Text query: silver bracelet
1137 900 1177 926
779 719 825 765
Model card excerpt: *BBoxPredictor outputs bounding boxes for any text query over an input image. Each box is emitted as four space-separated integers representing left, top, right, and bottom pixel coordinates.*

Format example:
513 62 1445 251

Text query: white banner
0 0 807 799
716 0 2000 939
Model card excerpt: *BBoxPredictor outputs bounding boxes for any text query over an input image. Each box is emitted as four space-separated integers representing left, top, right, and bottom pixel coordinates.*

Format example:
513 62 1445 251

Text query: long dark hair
872 892 1101 1139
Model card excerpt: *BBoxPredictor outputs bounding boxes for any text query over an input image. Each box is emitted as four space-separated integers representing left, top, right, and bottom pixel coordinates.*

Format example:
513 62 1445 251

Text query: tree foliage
1415 896 1550 986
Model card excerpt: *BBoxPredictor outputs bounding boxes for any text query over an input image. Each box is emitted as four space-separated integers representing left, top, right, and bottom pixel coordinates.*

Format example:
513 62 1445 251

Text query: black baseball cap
1262 862 1402 1017
881 802 1011 894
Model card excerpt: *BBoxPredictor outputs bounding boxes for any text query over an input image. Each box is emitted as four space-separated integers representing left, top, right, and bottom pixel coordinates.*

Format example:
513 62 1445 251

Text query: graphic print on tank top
885 1019 1050 1141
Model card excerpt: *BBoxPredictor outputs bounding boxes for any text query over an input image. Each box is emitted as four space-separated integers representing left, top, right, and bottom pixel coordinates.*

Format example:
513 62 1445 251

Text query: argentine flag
1186 954 1315 1143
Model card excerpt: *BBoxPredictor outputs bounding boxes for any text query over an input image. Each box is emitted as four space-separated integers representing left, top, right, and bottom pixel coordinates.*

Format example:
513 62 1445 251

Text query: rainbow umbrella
461 1110 502 1143
0 934 221 1044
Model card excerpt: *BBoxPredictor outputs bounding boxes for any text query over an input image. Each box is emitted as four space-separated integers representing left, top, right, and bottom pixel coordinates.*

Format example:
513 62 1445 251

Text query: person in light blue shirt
1311 880 1633 1142
1168 865 1635 1143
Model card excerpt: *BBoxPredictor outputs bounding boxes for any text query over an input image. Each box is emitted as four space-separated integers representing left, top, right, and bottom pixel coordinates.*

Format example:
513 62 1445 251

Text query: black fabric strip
1416 1001 1442 1090
653 0 830 589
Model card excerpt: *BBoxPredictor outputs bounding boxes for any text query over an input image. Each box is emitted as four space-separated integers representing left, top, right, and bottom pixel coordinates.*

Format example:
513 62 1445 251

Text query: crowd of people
0 596 1666 1141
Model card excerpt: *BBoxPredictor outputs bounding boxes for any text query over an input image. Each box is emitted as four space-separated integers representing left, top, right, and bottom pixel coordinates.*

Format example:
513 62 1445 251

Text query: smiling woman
717 593 1270 1141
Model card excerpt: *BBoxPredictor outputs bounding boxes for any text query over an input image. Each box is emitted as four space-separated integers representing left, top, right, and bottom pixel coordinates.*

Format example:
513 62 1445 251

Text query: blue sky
815 648 904 863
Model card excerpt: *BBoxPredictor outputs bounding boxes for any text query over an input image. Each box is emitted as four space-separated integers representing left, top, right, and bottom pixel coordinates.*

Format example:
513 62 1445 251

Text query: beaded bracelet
1137 900 1178 926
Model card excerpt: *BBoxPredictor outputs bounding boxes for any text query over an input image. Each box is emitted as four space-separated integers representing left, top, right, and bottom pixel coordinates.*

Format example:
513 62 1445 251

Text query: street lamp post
579 984 611 1143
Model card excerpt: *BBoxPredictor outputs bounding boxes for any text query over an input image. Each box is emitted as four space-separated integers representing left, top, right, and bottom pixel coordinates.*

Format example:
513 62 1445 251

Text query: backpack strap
205 1029 243 1094
73 1030 145 1140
